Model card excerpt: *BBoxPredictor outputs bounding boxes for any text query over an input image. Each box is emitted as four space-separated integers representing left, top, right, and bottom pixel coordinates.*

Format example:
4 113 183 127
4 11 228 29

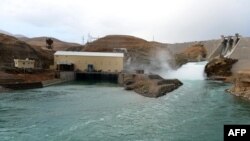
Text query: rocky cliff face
118 73 182 98
204 57 238 80
174 43 207 67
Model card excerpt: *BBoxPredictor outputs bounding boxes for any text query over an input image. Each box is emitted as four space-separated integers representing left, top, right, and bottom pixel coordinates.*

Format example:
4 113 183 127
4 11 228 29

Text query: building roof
54 51 124 57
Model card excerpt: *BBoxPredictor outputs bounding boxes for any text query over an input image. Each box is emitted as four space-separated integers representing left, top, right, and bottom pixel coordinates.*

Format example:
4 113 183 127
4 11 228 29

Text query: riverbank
0 70 69 91
227 70 250 100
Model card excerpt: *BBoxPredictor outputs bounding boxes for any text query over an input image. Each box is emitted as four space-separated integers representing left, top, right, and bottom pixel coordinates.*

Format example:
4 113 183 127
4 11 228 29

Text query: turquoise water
1 80 250 141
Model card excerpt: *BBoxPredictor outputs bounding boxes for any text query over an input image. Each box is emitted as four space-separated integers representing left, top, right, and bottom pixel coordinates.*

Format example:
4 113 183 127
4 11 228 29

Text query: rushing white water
163 61 208 80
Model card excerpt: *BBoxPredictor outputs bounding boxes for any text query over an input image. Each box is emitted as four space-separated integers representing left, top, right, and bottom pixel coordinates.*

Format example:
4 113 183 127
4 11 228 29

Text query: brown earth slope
0 33 53 68
20 37 83 51
83 35 172 71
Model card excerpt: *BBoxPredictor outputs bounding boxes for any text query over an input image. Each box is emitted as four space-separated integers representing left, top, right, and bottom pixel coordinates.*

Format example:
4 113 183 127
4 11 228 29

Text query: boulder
119 73 182 98
204 57 238 79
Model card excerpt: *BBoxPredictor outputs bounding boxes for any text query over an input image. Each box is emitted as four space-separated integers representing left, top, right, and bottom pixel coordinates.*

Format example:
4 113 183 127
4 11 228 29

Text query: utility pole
82 36 85 45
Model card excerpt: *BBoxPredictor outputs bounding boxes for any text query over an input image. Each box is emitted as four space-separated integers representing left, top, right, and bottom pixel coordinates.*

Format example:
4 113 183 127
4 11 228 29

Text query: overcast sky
0 0 249 44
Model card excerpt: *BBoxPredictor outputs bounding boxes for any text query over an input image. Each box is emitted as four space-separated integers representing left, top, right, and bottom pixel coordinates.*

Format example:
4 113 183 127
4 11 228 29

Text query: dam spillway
208 34 240 59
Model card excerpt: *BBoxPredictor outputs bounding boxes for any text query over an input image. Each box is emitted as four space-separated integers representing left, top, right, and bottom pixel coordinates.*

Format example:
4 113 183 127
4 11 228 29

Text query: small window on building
23 62 25 65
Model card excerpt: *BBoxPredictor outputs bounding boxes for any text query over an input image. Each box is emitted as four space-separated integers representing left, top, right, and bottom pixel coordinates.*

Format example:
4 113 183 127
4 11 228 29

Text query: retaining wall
1 82 43 90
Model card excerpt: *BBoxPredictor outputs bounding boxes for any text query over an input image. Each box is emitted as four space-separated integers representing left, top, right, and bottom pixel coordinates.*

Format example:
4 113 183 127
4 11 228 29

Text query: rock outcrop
174 43 207 67
204 57 238 80
228 70 250 100
118 73 182 98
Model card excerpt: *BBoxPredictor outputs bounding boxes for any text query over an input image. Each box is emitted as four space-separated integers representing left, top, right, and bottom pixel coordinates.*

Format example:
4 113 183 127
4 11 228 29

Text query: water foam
163 61 207 80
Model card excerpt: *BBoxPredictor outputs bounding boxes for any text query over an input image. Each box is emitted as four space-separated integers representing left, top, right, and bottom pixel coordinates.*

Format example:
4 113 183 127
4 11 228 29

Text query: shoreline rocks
118 73 182 98
227 70 250 100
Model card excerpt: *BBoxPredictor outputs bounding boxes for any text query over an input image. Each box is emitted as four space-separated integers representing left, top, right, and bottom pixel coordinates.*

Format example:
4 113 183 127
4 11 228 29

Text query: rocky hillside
83 35 223 71
83 35 172 71
0 32 224 72
20 37 83 51
0 33 53 68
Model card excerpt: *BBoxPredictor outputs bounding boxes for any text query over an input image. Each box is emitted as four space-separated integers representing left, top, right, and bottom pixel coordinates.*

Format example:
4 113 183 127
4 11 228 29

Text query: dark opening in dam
75 72 119 83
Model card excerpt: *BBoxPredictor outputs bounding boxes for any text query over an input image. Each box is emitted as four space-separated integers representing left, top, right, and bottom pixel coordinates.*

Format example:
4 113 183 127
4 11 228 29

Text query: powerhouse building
54 51 124 72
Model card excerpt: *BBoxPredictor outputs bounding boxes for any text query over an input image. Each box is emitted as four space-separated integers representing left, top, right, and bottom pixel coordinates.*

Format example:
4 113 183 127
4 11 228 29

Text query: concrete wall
59 71 75 81
229 37 250 72
54 55 124 72
42 79 67 87
232 60 250 73
229 38 250 60
1 82 43 90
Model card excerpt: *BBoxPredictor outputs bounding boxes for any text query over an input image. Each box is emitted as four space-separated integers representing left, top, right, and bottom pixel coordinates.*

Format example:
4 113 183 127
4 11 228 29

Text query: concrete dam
208 34 250 72
167 34 250 73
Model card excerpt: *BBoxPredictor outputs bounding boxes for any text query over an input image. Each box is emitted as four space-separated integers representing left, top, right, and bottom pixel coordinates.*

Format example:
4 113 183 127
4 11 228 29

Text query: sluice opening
75 72 119 83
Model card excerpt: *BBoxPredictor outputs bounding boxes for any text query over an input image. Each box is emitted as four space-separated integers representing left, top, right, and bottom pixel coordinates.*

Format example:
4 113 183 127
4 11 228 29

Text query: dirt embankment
228 70 250 99
174 43 207 67
0 69 55 91
0 70 55 83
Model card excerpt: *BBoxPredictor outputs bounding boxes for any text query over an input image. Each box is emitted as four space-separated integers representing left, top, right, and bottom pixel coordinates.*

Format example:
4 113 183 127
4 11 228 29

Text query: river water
1 62 250 141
